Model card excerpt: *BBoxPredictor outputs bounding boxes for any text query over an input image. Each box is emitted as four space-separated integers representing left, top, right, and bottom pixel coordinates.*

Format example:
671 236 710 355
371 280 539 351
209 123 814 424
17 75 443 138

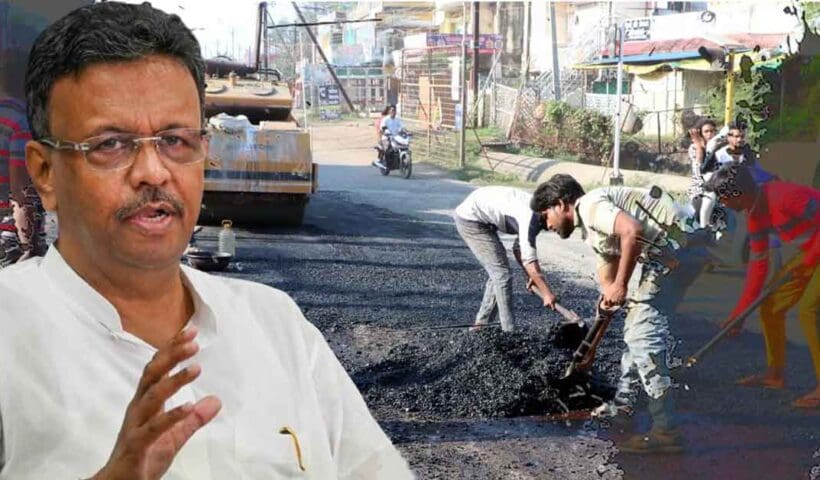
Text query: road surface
199 122 818 479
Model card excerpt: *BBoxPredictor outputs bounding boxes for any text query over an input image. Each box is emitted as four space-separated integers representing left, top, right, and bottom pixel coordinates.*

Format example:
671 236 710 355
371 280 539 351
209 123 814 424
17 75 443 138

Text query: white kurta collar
40 246 219 348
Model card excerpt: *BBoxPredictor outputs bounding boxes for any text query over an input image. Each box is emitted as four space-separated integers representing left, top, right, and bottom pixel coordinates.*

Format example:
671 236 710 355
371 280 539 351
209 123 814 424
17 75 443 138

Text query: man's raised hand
92 327 221 480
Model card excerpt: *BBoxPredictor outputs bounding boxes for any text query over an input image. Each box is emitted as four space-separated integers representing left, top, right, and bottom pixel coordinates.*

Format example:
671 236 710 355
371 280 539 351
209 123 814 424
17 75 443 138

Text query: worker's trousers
613 243 710 430
455 216 515 332
759 252 820 380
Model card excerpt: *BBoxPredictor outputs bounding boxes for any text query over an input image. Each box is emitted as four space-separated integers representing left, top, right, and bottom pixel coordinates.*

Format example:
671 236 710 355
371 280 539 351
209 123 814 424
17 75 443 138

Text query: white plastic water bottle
218 219 236 256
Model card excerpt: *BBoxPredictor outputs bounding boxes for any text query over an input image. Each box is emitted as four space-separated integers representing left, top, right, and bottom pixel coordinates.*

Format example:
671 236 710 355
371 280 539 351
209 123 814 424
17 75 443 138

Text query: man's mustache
115 187 185 221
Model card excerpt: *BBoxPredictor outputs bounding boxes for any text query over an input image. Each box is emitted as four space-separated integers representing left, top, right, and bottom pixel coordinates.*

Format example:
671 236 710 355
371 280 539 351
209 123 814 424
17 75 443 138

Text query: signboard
318 85 341 106
624 18 652 42
319 110 342 121
318 84 342 121
427 33 503 53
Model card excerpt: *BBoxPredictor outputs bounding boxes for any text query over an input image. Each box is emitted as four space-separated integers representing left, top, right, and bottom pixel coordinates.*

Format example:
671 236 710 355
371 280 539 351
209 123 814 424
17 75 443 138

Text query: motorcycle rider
375 105 390 143
373 105 403 170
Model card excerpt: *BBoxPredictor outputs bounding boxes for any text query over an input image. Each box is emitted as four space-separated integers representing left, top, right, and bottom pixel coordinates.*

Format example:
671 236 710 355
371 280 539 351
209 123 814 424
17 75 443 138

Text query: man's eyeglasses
728 133 745 138
38 127 210 171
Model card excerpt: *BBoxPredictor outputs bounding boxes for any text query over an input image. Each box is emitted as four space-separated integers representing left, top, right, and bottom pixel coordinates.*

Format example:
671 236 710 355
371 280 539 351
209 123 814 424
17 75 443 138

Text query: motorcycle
373 128 412 179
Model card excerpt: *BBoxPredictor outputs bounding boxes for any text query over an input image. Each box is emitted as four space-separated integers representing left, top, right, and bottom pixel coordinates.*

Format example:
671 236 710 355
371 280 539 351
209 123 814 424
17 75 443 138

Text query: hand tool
562 297 620 379
684 269 793 368
422 322 501 331
528 286 582 323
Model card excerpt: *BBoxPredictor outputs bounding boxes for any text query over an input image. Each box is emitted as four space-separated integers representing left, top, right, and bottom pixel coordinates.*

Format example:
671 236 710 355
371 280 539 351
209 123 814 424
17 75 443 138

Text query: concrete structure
298 2 434 113
568 0 802 137
314 1 434 66
302 1 806 136
424 1 802 136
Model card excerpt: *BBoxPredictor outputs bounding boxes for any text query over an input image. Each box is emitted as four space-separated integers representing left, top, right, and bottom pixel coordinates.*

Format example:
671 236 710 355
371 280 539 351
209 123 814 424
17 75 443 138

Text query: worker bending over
454 186 558 332
532 174 716 454
704 164 819 409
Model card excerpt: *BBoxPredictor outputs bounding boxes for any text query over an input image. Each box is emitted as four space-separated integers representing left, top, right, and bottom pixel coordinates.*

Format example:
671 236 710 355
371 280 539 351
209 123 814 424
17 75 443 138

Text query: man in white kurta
2 2 412 478
0 249 411 479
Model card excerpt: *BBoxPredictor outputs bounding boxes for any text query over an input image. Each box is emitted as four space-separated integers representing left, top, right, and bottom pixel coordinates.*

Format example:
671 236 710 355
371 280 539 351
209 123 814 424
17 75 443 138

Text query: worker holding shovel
703 164 819 409
454 186 559 332
532 174 716 454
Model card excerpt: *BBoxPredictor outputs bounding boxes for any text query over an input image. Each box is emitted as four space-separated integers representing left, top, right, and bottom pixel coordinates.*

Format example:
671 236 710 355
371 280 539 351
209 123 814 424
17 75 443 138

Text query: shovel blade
562 362 576 379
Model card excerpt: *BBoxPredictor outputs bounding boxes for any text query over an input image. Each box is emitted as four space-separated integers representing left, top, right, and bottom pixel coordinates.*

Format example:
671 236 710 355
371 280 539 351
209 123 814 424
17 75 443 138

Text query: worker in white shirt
453 186 559 332
0 3 412 479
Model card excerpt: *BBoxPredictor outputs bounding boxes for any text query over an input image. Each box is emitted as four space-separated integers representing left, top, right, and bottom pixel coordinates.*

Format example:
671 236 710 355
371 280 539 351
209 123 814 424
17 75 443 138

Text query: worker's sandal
619 428 684 454
791 394 820 409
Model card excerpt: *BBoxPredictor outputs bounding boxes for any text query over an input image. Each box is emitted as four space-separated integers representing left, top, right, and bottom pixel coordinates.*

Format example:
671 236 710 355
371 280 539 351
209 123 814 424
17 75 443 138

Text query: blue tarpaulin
581 51 704 66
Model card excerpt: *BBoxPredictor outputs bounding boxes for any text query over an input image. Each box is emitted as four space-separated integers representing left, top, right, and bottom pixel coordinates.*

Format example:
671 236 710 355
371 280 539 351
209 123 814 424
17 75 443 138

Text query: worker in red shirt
704 164 819 409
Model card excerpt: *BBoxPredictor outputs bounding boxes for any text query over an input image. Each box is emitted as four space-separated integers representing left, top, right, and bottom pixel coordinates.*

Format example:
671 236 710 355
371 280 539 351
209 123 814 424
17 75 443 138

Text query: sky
118 0 300 62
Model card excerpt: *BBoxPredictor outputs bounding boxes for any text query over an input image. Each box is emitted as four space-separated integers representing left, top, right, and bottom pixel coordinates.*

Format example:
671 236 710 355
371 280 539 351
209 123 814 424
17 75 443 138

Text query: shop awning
575 51 785 75
575 52 718 74
575 32 790 74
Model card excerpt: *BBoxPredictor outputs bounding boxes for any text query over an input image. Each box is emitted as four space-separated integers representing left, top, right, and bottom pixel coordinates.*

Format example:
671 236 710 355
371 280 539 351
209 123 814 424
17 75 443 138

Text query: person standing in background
687 118 717 207
1 47 47 266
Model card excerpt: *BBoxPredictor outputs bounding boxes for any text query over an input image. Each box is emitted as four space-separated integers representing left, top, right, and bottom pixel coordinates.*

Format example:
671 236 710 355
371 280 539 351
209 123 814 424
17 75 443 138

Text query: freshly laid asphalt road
195 123 818 479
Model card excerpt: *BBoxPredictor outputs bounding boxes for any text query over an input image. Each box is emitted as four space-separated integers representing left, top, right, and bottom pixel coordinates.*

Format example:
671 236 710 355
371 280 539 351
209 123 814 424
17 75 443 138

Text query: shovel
528 286 582 323
528 287 591 350
423 322 501 331
419 288 584 332
684 270 793 368
562 297 620 379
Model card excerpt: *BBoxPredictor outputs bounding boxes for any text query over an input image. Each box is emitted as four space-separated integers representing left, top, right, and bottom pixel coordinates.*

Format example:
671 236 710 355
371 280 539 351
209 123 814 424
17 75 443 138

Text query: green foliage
703 62 771 149
757 53 820 145
449 165 525 186
703 6 820 148
535 101 613 163
545 101 570 124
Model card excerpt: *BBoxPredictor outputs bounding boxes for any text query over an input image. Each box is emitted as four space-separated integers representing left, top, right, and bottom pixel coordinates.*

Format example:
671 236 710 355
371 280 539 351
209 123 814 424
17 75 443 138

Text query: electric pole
549 1 561 101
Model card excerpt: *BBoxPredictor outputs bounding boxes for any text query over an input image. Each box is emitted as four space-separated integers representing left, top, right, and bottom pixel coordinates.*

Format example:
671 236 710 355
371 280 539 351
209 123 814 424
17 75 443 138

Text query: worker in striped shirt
0 49 46 268
704 164 819 409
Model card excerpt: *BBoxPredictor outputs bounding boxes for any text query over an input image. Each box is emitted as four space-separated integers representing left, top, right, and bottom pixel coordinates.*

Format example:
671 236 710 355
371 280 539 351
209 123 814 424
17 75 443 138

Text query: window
656 1 707 13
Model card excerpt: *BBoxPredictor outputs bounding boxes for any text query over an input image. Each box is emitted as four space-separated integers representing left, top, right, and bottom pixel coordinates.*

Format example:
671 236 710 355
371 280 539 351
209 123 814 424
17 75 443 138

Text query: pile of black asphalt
353 324 620 418
210 192 622 419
